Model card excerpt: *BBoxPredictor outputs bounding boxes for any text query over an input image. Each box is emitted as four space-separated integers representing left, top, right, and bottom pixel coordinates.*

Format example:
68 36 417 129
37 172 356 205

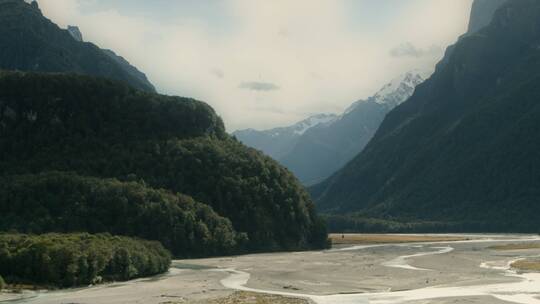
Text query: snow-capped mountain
345 71 427 115
290 114 338 135
233 113 337 160
235 70 427 185
372 70 427 106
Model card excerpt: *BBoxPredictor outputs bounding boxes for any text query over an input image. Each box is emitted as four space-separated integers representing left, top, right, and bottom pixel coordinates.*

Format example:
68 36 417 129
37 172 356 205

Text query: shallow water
4 234 540 304
219 235 540 304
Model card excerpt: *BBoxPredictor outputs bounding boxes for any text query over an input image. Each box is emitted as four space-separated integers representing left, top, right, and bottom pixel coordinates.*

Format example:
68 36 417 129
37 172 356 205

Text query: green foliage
0 233 171 288
312 0 540 233
0 274 5 290
0 172 237 257
323 214 484 233
0 71 226 149
0 71 328 253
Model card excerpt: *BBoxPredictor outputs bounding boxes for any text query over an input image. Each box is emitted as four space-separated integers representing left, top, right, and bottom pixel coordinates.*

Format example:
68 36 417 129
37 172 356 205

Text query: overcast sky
37 0 473 131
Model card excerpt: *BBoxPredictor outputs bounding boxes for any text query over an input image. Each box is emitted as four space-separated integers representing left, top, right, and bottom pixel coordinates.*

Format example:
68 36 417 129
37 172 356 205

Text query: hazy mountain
467 0 508 34
312 0 540 233
236 71 425 185
280 71 426 185
0 0 155 92
233 114 338 160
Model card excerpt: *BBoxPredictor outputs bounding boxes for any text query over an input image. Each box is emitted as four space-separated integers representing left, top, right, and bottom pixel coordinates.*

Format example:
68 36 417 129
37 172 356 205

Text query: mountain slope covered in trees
0 71 328 256
0 0 155 92
0 172 238 257
312 0 540 232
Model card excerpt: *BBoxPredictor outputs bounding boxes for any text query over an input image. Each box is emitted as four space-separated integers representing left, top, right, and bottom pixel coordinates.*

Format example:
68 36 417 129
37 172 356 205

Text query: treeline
0 172 239 257
0 71 225 149
324 214 540 234
0 233 171 287
0 71 329 254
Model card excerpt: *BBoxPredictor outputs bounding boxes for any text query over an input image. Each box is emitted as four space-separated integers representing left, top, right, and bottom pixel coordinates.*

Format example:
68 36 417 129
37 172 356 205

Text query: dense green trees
324 215 487 233
0 274 5 290
0 71 225 150
0 172 238 257
0 233 171 287
0 0 328 290
0 71 328 254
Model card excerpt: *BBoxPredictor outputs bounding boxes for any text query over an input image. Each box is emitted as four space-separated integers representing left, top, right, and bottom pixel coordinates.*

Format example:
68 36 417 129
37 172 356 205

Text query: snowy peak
344 70 427 116
233 113 337 138
291 113 338 135
371 71 427 107
232 113 338 161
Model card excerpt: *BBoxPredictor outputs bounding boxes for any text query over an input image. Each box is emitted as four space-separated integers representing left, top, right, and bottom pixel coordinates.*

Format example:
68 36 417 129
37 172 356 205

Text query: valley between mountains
2 0 540 303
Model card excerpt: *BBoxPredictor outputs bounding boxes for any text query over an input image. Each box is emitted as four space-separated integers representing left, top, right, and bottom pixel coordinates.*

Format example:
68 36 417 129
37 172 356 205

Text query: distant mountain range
0 0 155 92
234 71 426 185
233 114 338 161
311 0 540 233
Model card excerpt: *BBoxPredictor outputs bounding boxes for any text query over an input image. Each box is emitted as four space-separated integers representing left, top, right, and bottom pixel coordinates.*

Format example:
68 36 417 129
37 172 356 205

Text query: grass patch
185 291 308 304
329 234 469 245
489 243 540 250
511 260 540 272
171 263 216 270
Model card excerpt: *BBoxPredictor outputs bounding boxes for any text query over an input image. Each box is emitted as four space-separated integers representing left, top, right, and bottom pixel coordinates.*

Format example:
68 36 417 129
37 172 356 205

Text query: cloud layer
239 82 280 92
37 0 473 131
390 43 442 58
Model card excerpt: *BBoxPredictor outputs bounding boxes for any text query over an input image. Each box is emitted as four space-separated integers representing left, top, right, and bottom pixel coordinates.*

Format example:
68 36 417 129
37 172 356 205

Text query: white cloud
37 0 472 131
239 82 280 92
390 43 442 58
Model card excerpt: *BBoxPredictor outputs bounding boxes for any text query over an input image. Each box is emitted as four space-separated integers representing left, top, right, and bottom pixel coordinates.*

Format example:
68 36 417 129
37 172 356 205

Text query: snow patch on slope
344 70 429 115
292 114 338 135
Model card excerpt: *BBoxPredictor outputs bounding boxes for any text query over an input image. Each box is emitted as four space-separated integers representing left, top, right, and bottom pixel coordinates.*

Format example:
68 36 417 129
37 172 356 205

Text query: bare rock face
67 25 83 42
467 0 508 34
0 0 156 92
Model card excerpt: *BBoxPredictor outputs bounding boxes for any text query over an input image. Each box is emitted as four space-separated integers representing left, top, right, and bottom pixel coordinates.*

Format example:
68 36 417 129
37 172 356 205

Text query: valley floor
2 234 540 304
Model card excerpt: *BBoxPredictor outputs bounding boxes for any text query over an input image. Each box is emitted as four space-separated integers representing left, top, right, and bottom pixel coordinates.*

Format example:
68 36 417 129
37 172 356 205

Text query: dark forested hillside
312 0 540 232
0 0 155 92
0 172 237 257
0 233 171 287
0 71 328 255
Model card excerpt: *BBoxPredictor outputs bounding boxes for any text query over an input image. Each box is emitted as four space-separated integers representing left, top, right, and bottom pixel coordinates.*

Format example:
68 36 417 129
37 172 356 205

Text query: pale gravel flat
404 296 516 304
2 234 539 304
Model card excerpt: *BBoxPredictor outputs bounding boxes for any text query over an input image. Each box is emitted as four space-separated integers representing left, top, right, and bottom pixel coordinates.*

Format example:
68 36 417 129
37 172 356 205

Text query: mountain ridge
235 71 426 185
311 0 540 232
233 113 338 160
0 0 155 92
